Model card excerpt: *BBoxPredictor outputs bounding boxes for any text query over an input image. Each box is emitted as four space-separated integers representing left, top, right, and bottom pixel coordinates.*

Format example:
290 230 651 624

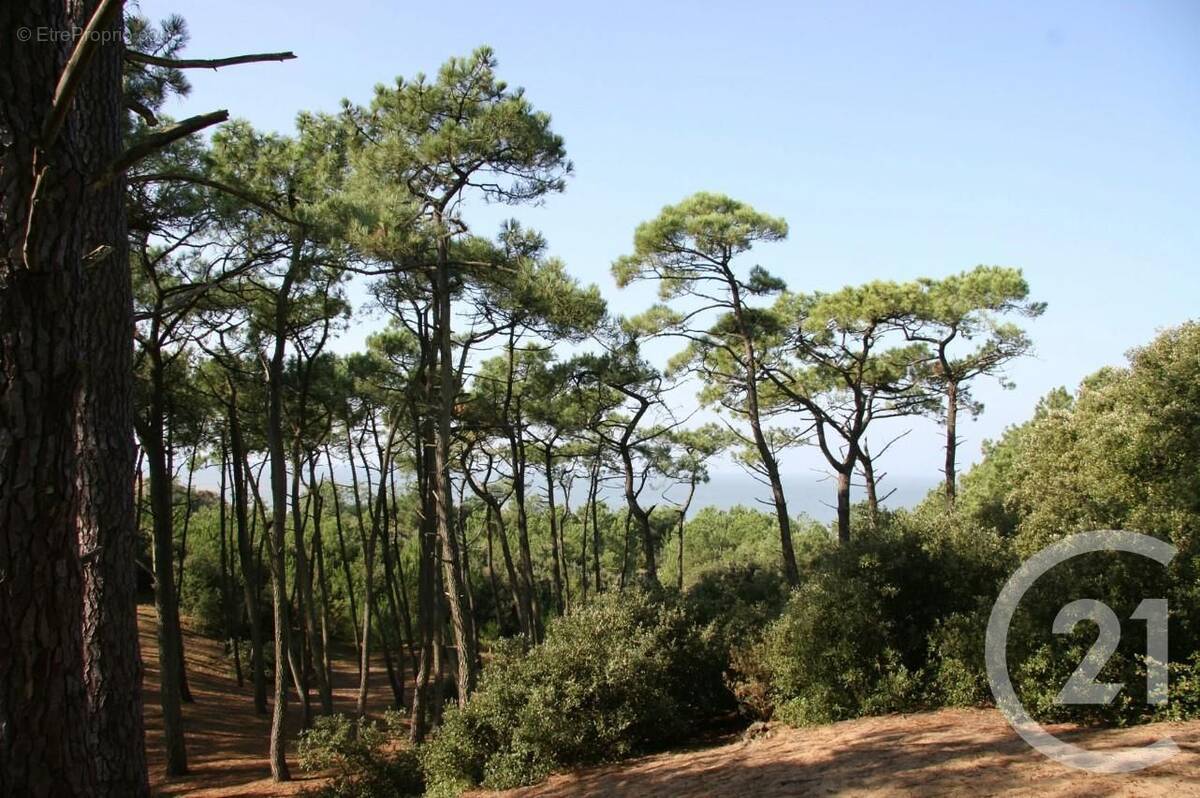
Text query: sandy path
142 606 401 797
484 710 1200 797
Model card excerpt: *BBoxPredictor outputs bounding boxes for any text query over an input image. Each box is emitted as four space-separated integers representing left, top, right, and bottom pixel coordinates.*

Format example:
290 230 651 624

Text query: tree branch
125 50 297 70
92 110 229 188
41 0 124 147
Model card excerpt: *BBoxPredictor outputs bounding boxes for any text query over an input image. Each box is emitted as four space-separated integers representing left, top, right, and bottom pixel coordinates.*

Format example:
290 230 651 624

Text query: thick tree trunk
73 1 150 790
1 5 106 790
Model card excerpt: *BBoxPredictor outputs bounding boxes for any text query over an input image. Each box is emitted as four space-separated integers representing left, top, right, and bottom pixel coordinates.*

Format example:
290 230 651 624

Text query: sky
137 0 1200 517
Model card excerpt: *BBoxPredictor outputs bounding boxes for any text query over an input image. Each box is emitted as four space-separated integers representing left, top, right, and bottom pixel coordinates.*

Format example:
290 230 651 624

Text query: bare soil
143 608 1200 796
484 711 1200 797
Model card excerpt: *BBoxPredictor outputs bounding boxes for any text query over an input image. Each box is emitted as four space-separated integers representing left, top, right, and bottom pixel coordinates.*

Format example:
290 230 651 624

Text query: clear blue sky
142 0 1199 514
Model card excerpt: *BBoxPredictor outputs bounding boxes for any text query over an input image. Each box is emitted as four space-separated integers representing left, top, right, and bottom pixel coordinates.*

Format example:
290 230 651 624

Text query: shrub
298 712 423 798
420 590 718 795
684 563 790 720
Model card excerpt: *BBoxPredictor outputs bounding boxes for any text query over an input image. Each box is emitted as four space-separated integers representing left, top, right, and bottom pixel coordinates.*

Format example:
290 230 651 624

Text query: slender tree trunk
589 453 602 594
485 506 505 632
945 380 959 502
325 448 362 662
728 279 800 586
544 447 564 614
228 397 267 714
858 442 880 528
432 229 477 700
835 467 852 544
139 367 188 775
219 439 244 686
291 443 332 715
174 442 196 704
265 260 299 781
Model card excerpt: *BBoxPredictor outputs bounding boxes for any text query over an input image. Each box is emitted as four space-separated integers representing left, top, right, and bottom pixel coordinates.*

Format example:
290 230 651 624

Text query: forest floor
143 608 1200 797
482 711 1200 798
142 605 399 797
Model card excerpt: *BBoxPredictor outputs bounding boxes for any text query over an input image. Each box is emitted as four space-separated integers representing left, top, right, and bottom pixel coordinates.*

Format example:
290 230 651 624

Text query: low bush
420 590 719 795
298 712 423 798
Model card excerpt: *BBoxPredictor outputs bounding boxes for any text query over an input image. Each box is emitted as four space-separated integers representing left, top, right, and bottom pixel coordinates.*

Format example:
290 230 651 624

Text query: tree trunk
139 363 189 775
73 1 151 790
325 448 362 662
729 279 799 586
945 380 959 502
835 468 852 544
174 442 196 705
1 3 115 790
265 259 298 781
228 396 267 714
432 230 477 700
544 447 564 614
218 439 244 687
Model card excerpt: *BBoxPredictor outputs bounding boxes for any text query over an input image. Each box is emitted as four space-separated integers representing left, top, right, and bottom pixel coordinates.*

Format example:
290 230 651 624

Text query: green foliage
754 511 1010 724
420 591 718 794
299 712 423 798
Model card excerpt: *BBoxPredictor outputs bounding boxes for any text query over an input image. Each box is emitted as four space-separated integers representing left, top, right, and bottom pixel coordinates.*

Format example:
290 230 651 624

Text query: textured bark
73 0 150 792
835 468 852 545
1 2 122 793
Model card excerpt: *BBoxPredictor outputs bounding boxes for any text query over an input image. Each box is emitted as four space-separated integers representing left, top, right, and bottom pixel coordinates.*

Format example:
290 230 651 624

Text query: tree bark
1 3 109 789
73 0 150 790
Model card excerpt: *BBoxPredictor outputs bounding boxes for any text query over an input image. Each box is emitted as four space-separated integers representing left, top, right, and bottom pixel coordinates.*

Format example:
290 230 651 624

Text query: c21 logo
985 530 1178 774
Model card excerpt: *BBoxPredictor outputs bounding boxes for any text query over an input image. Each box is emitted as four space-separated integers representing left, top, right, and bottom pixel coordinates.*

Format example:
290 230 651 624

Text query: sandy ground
144 608 1200 797
142 605 399 797
484 711 1200 797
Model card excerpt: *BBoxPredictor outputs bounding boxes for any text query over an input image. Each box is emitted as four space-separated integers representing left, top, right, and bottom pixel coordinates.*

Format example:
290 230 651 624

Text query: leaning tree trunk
731 288 800 587
431 242 477 701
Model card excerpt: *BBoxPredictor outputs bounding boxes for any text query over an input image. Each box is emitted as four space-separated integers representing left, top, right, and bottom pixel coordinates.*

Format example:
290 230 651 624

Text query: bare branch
125 50 297 70
93 111 229 187
40 0 123 147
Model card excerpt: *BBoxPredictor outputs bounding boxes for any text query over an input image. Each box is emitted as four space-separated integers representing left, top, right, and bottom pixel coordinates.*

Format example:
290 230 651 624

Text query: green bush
298 712 423 798
684 563 790 720
754 512 1010 725
420 590 718 795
